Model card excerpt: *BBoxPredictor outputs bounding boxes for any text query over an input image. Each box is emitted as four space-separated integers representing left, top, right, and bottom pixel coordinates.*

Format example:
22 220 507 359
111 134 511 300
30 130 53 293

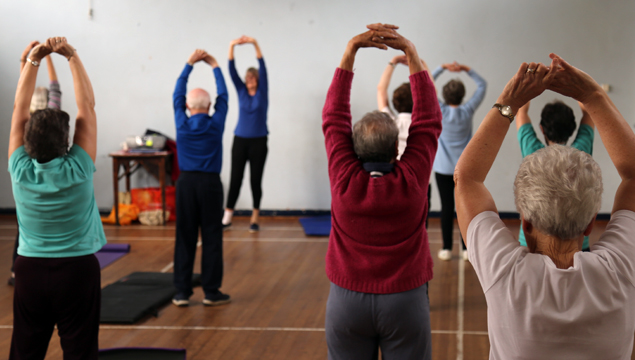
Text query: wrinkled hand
47 37 75 59
187 49 208 65
366 23 411 51
28 42 52 62
443 62 461 72
547 53 601 103
498 62 553 110
21 40 40 60
348 29 388 50
391 55 407 65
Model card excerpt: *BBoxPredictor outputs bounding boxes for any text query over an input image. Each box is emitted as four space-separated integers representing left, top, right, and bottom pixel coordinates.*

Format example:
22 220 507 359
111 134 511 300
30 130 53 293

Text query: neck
545 139 566 146
449 104 459 108
190 108 208 115
248 88 257 96
533 232 582 269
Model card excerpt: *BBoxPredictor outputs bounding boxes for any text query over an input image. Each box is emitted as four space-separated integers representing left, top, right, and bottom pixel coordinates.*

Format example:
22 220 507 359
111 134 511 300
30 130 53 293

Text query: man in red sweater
322 24 441 359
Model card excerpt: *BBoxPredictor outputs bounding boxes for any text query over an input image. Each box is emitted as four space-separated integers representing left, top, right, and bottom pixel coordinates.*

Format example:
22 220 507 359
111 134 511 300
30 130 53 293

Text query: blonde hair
30 87 48 113
514 145 602 239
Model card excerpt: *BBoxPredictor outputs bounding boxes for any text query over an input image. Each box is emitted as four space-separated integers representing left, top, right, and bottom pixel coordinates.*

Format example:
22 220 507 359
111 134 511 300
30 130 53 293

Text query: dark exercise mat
99 347 186 360
299 215 331 236
100 272 200 324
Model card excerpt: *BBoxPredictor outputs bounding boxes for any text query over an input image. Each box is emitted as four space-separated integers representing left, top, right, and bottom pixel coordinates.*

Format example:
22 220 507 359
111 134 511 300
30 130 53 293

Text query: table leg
112 159 120 226
159 157 166 225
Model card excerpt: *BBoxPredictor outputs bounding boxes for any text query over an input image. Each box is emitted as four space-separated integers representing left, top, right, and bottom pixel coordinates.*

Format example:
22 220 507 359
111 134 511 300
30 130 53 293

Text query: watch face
501 106 512 116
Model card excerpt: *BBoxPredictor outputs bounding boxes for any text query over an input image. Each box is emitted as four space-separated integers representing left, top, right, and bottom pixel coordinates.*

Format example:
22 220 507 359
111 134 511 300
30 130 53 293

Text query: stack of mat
100 272 200 324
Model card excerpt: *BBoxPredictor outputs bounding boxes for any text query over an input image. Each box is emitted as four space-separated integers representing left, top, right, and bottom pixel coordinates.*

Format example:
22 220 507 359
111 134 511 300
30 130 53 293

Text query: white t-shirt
381 107 411 160
468 210 635 360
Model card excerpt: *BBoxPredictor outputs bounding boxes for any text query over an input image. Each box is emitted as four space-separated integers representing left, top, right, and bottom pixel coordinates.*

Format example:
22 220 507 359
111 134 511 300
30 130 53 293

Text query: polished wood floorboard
0 215 629 359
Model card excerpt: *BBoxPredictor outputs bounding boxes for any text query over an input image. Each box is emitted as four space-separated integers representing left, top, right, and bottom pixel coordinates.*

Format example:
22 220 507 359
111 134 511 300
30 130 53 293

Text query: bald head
186 88 211 112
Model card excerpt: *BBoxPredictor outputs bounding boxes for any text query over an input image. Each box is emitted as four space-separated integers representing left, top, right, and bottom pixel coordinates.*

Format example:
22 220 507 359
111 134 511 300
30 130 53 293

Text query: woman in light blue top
8 37 105 359
431 62 487 261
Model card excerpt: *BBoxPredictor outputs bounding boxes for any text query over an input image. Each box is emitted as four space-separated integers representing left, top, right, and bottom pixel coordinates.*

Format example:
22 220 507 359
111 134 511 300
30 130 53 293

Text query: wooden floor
0 215 628 359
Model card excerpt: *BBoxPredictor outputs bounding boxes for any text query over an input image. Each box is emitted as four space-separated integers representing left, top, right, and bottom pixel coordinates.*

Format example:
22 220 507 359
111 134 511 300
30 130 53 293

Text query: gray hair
186 89 211 110
30 87 49 113
514 145 602 240
352 110 398 163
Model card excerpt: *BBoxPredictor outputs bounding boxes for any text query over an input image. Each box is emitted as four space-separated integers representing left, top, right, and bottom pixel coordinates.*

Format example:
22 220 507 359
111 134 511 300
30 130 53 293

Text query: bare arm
45 55 58 81
548 54 635 213
578 101 594 129
516 101 531 131
9 42 52 159
48 37 97 162
377 55 406 110
455 61 553 244
19 41 39 72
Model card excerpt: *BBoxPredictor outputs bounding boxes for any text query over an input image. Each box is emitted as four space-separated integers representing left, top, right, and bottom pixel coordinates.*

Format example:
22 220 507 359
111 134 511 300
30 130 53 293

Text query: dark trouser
435 172 465 250
174 172 224 296
226 136 268 210
11 231 18 272
326 283 431 360
425 184 431 229
10 254 101 360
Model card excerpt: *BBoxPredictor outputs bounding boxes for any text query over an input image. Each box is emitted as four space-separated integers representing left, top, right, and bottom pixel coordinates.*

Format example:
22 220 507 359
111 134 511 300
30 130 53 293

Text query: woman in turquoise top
8 37 105 359
223 36 269 232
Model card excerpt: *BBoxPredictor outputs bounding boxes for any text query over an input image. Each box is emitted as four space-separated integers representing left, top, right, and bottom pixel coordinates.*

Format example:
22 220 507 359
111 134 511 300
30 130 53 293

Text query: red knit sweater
322 68 442 294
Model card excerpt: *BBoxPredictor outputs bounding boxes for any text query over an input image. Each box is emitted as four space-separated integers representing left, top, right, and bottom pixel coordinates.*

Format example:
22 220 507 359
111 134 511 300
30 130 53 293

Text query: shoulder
9 146 31 174
66 145 96 174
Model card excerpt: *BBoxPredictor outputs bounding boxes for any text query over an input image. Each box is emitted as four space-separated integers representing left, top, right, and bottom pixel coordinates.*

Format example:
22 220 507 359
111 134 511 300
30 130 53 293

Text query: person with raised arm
515 99 595 250
222 36 269 232
8 41 65 286
171 49 230 307
323 24 441 359
455 55 635 359
8 37 105 359
431 61 487 261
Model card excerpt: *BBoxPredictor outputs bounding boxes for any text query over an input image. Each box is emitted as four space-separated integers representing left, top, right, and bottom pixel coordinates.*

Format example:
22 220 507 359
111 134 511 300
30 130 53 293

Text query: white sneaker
462 250 469 261
438 249 452 261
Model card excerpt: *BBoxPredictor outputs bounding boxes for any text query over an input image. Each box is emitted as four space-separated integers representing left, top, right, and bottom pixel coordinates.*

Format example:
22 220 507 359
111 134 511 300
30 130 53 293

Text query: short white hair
514 145 602 240
186 89 211 110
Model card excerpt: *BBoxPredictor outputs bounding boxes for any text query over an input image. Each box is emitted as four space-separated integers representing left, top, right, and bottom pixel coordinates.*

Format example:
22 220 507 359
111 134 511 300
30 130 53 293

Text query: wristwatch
26 57 40 67
492 103 514 122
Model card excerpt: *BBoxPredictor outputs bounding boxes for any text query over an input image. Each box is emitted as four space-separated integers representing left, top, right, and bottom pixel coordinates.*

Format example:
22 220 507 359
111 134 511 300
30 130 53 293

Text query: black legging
226 135 268 210
435 172 465 251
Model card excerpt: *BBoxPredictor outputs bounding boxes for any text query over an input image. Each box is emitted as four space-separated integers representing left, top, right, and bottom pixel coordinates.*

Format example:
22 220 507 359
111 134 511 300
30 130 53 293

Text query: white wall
0 0 633 213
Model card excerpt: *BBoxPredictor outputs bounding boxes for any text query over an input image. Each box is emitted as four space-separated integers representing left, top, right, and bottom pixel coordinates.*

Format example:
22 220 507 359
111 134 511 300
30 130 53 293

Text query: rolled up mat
95 244 131 269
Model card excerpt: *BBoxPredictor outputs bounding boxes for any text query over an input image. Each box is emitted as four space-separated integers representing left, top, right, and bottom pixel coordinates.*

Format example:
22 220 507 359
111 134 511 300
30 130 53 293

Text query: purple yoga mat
95 244 130 269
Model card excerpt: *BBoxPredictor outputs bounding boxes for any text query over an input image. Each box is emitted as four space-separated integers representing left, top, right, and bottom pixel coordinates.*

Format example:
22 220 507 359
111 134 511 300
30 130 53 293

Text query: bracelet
389 62 395 67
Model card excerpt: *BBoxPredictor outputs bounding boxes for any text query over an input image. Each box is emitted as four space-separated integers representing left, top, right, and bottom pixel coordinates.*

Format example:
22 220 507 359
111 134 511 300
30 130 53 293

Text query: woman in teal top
8 37 105 359
516 100 595 250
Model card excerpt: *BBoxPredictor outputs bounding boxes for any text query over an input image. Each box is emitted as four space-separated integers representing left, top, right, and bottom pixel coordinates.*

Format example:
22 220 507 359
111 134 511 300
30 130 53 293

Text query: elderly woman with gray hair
455 54 635 359
8 37 104 359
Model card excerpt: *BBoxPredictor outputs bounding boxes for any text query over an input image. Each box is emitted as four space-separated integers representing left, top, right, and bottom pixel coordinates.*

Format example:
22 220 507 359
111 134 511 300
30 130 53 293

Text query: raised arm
47 37 97 161
174 49 208 120
516 101 531 131
204 54 229 118
377 55 406 110
578 101 595 129
455 61 553 243
9 42 51 159
228 39 245 89
45 55 58 82
45 55 62 110
548 53 635 213
462 65 487 112
19 41 39 72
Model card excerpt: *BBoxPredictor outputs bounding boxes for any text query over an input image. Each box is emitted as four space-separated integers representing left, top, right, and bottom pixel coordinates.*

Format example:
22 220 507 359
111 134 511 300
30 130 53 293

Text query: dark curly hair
24 108 70 163
540 101 576 144
442 79 465 105
392 82 413 113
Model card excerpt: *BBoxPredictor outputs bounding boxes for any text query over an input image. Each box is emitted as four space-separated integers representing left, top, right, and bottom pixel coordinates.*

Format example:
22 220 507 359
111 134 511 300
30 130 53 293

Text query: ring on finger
526 68 536 74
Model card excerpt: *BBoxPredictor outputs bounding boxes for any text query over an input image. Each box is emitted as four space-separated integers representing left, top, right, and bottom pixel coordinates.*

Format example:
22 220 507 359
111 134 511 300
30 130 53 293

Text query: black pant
11 254 101 360
174 172 224 296
11 230 18 272
435 172 465 250
226 136 268 210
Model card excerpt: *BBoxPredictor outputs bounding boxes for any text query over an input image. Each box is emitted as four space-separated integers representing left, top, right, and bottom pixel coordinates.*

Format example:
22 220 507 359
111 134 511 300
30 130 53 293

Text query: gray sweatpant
325 282 431 360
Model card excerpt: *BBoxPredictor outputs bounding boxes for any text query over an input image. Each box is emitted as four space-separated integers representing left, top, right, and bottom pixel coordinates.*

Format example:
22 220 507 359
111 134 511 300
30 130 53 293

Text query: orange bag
101 204 140 225
131 186 176 222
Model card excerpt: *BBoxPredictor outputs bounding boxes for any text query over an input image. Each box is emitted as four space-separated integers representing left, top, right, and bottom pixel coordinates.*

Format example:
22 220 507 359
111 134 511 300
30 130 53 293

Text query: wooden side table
109 151 171 225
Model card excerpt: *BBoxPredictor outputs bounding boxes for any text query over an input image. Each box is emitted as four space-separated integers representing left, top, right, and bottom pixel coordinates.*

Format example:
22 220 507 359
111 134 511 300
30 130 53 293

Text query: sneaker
438 249 452 261
203 290 231 306
172 293 190 307
223 223 232 231
249 223 259 233
462 250 469 261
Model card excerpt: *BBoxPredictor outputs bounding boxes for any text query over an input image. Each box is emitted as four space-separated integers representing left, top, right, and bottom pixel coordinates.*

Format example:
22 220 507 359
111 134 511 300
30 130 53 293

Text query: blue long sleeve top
431 66 487 175
229 57 269 138
173 64 228 173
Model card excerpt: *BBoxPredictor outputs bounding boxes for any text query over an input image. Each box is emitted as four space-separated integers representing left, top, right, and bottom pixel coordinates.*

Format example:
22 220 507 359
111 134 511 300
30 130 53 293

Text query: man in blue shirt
172 49 230 306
